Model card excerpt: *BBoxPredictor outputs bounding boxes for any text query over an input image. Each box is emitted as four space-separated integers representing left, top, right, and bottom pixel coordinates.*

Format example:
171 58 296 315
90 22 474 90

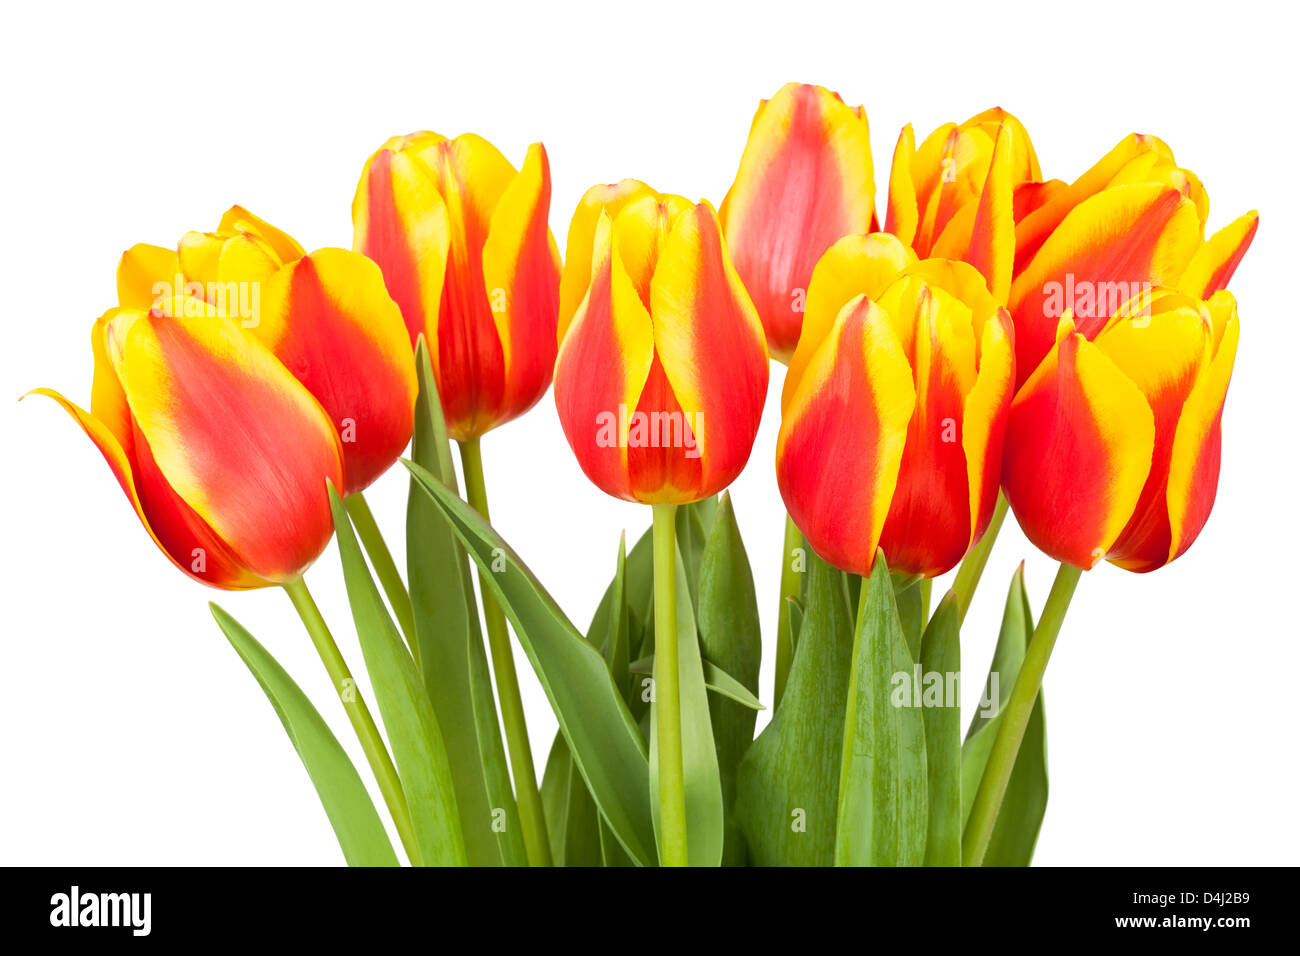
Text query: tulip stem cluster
281 576 421 864
962 561 1083 866
457 437 553 868
651 503 689 866
345 493 417 650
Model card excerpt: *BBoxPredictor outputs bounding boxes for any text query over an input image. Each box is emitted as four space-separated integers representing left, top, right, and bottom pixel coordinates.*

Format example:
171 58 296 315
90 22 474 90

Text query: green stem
652 502 688 866
282 576 421 865
773 511 804 710
953 492 1009 624
457 437 552 867
962 561 1082 867
345 492 417 658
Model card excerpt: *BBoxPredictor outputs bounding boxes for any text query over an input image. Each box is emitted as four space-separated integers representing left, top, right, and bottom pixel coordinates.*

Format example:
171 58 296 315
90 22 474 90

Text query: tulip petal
649 202 769 497
352 133 453 357
117 243 179 311
217 205 307 264
119 309 342 583
558 179 656 341
777 295 916 575
1095 301 1210 570
877 284 978 577
783 233 916 411
965 120 1015 303
27 382 264 590
961 308 1015 545
553 213 655 501
884 124 919 247
1008 183 1203 383
720 82 875 360
256 248 417 495
1178 211 1259 301
1002 323 1155 568
482 142 562 426
1164 292 1239 566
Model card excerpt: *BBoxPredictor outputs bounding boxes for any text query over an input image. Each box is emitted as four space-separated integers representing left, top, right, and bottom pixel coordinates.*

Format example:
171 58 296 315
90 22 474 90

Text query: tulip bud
353 132 561 441
31 303 344 589
116 207 416 495
1002 289 1239 572
720 83 876 362
885 108 1043 303
777 238 1015 577
554 195 768 504
1008 133 1256 384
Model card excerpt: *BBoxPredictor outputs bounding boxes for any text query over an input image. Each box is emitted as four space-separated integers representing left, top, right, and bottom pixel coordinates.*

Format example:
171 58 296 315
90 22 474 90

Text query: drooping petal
1177 211 1259 300
558 179 656 341
482 142 562 429
553 213 655 501
1002 323 1155 569
777 294 916 575
119 309 343 583
1008 183 1203 383
648 202 769 499
720 82 875 361
256 248 417 495
783 233 916 411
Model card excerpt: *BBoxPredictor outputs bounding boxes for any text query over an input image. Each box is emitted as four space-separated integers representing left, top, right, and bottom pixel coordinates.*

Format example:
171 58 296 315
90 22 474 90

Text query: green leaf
211 604 398 867
919 593 961 866
629 656 764 711
540 732 603 867
960 563 1050 866
404 459 657 866
674 496 713 607
735 552 855 865
649 544 725 867
330 485 466 866
835 552 928 866
894 576 926 663
405 338 524 867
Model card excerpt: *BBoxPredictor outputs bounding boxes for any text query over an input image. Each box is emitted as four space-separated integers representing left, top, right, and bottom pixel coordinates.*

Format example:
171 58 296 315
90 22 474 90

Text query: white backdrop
2 0 1294 866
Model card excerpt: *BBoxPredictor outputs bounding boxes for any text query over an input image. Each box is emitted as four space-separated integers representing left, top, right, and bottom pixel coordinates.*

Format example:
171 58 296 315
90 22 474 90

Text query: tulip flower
1007 133 1257 384
117 206 417 495
1002 288 1240 572
353 132 561 441
555 192 767 864
30 302 343 589
720 82 876 362
777 237 1015 578
885 108 1045 304
554 194 770 505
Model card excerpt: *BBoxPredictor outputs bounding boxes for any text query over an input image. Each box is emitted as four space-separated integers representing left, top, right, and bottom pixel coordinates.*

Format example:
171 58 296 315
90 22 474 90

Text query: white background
2 0 1295 866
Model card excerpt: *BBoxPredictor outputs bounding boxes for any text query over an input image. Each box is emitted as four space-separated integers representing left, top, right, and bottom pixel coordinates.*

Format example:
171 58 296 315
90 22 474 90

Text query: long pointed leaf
404 459 657 866
330 486 466 866
211 603 398 867
920 593 961 866
835 553 928 866
406 338 524 866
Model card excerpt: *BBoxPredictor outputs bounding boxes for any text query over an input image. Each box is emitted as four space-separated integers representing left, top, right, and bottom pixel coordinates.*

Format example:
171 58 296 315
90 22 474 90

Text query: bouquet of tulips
30 83 1256 867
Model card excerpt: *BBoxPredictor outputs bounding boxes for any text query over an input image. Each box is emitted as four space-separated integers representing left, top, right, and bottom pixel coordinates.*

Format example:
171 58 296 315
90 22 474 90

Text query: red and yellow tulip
1002 288 1240 572
720 82 876 362
885 108 1046 304
30 301 344 589
353 132 561 441
1008 133 1257 384
554 193 769 504
118 206 416 495
776 236 1015 577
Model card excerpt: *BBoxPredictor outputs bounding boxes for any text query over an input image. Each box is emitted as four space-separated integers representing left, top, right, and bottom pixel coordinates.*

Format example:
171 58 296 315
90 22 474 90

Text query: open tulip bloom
27 86 1257 867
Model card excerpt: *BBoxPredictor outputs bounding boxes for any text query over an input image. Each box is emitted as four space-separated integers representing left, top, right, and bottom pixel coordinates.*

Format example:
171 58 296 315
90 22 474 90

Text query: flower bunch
31 83 1255 867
